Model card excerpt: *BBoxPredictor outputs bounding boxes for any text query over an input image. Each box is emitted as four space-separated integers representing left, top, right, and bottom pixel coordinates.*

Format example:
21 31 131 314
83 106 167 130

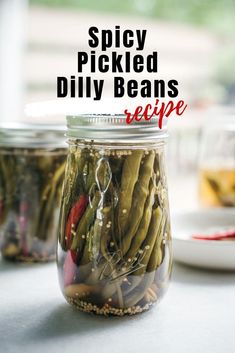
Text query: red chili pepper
192 229 235 241
64 250 77 287
19 200 29 256
0 199 4 220
65 194 88 249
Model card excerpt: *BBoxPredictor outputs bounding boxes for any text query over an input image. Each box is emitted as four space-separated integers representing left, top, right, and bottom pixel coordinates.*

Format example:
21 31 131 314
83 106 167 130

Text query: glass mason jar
57 115 172 316
199 112 235 207
0 123 67 262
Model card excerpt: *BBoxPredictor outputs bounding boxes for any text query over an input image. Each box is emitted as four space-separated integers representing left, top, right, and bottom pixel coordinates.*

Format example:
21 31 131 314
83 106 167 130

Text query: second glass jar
0 123 67 262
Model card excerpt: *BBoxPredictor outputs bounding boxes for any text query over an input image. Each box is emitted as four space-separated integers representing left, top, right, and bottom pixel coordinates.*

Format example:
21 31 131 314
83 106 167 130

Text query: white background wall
0 0 28 123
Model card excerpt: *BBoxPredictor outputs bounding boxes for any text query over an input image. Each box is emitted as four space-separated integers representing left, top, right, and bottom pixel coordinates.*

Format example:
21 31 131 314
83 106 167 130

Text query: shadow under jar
57 115 172 316
0 123 67 262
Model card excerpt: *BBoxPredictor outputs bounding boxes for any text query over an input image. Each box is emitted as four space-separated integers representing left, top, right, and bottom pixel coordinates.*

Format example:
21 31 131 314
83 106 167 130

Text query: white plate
172 208 235 270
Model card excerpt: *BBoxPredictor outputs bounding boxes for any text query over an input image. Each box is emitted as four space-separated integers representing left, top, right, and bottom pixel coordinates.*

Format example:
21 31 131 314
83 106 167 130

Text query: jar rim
0 123 66 148
66 114 168 141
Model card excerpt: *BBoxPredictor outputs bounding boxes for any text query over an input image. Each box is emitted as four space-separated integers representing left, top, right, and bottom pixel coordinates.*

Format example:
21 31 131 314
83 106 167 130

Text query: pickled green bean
120 152 155 255
117 151 143 236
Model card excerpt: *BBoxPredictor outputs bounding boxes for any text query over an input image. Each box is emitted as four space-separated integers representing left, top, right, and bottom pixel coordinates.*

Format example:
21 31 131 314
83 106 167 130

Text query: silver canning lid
67 115 168 142
0 123 66 148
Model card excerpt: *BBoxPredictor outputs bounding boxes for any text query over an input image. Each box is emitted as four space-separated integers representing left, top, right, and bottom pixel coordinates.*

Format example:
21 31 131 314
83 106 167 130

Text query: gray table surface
0 260 234 353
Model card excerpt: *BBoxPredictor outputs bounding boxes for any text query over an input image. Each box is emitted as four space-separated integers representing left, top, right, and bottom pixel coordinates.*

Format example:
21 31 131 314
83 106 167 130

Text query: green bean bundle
58 143 172 316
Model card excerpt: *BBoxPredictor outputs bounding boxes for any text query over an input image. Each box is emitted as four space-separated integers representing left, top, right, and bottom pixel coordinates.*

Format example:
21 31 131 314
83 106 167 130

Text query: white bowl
172 208 235 270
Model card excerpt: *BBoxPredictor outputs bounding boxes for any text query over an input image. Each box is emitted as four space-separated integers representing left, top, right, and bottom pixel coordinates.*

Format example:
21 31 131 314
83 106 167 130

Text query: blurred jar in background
0 123 67 262
199 109 235 207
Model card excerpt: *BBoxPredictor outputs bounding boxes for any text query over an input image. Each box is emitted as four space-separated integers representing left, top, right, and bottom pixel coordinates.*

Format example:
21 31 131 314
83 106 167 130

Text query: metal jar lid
67 114 168 142
0 123 66 148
